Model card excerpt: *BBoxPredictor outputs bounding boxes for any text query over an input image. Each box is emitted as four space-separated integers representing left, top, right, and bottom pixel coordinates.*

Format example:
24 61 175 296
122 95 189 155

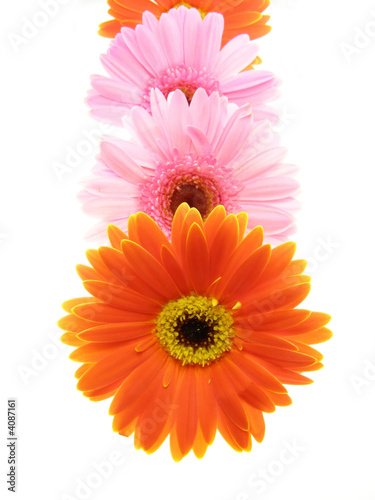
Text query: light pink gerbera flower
80 88 298 244
88 6 279 126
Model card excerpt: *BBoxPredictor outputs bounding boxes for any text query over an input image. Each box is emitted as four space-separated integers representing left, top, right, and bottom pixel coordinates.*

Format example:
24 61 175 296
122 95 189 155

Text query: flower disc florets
155 295 235 366
139 154 240 232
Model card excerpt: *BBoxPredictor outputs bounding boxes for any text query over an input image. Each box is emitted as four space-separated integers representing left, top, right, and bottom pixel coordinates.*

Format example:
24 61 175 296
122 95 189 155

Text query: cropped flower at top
99 0 271 46
88 6 279 126
80 88 299 244
59 204 332 461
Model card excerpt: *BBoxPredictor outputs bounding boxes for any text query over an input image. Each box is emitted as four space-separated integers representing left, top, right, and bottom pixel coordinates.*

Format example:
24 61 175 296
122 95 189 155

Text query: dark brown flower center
170 184 208 217
177 317 214 349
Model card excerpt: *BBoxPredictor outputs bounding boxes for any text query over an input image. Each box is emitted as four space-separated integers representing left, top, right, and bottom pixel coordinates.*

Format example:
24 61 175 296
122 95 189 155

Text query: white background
1 0 375 499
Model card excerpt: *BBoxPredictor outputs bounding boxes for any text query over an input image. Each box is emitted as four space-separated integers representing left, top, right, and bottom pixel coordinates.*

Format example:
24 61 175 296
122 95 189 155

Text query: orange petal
75 363 92 379
284 259 308 276
298 362 324 373
128 212 172 262
242 274 311 306
77 342 159 392
169 426 184 462
237 212 248 241
82 280 161 314
135 378 175 453
229 349 287 394
121 240 181 301
60 331 86 347
162 357 179 388
219 244 271 300
217 409 243 453
225 11 261 27
76 264 102 281
58 314 98 333
209 214 239 280
195 369 217 446
70 342 127 363
78 322 154 342
227 226 264 272
203 205 227 250
171 202 190 256
220 405 252 451
160 245 190 295
287 327 333 345
89 391 117 402
238 330 299 351
192 425 209 459
244 404 265 443
98 20 124 38
174 366 198 458
246 282 311 313
281 312 331 334
178 208 204 267
109 348 167 415
62 297 98 314
245 345 317 368
263 390 292 407
107 224 128 250
260 241 297 283
260 360 314 385
211 364 249 431
73 302 154 323
186 223 210 294
221 357 275 413
86 249 117 283
97 246 135 285
83 379 122 400
289 341 324 362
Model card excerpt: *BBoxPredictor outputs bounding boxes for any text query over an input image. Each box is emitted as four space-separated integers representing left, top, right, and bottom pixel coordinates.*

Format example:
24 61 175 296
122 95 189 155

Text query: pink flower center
143 65 221 109
139 154 240 234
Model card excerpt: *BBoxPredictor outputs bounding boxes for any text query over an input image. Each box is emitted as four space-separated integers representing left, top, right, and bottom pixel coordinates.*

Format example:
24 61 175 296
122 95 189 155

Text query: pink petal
213 103 252 160
90 75 142 104
252 104 280 125
198 13 223 71
107 141 156 171
238 176 300 200
121 29 155 74
159 14 183 67
142 11 159 31
101 49 148 86
215 35 258 82
82 197 139 219
135 24 167 73
89 106 128 126
182 8 202 68
221 71 277 92
166 90 191 154
244 204 295 235
100 141 147 184
130 105 164 158
189 88 212 134
234 147 288 182
82 177 140 197
187 126 211 156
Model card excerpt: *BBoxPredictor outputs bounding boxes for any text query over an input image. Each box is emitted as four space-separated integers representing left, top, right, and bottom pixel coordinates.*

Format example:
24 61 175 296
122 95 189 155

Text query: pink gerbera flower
88 6 279 126
80 88 299 244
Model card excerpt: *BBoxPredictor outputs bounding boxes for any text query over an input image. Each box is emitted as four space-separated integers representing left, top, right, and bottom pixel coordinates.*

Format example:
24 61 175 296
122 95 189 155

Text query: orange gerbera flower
59 204 331 461
99 0 271 45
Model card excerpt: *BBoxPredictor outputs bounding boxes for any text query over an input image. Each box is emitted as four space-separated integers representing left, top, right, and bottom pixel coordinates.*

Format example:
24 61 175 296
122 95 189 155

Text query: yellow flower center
155 295 235 367
173 2 207 19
